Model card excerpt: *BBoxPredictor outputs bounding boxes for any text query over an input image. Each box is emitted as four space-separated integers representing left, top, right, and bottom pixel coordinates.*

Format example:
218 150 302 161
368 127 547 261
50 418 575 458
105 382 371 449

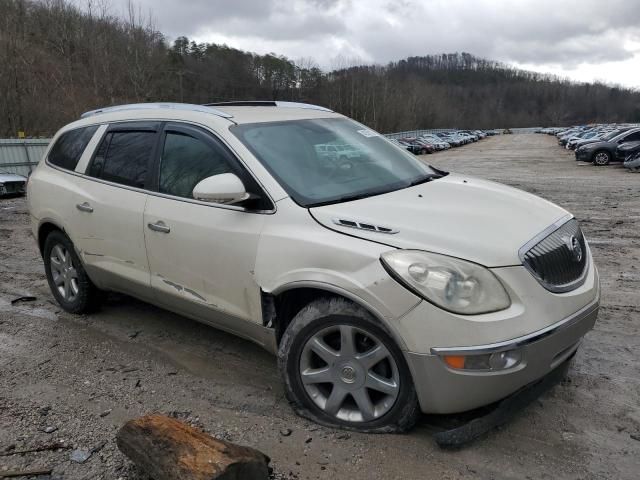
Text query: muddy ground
0 133 638 479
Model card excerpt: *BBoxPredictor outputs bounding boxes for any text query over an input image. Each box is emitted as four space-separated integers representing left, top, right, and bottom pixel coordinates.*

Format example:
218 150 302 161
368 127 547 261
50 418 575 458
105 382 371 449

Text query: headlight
381 250 510 314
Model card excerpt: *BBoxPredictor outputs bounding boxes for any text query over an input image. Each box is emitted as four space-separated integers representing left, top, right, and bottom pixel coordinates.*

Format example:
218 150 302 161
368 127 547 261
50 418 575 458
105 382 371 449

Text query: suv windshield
232 118 440 207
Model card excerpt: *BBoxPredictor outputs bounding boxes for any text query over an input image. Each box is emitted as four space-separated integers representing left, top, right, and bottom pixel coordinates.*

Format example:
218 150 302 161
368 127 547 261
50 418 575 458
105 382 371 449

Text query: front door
143 123 270 334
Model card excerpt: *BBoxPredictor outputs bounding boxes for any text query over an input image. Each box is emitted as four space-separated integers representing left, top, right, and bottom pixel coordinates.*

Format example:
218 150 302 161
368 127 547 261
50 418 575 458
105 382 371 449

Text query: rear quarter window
48 126 99 170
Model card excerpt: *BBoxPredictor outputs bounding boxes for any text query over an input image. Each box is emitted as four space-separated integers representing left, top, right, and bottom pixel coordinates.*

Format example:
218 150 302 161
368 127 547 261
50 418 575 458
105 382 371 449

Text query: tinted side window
89 131 155 188
159 132 234 198
48 126 98 170
624 131 640 142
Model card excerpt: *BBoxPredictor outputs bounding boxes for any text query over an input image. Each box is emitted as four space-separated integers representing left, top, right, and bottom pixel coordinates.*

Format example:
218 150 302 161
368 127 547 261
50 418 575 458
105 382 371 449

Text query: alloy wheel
299 324 400 423
50 244 79 302
594 152 609 165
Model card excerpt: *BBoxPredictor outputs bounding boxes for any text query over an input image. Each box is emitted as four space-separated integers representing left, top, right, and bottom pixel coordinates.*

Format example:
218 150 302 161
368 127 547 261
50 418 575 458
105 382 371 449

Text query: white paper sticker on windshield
357 129 379 138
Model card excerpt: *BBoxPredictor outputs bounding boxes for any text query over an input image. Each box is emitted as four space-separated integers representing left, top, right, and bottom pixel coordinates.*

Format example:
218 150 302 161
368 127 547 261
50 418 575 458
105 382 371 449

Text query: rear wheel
278 298 420 433
593 150 611 166
43 230 102 313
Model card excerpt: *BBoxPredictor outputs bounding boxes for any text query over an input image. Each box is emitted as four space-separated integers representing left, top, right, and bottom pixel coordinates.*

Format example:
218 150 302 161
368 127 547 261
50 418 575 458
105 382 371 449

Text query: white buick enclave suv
28 102 599 432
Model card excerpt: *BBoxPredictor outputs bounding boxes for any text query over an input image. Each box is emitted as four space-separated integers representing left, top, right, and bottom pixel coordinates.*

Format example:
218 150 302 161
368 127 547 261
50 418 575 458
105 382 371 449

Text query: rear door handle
76 202 93 213
147 221 170 234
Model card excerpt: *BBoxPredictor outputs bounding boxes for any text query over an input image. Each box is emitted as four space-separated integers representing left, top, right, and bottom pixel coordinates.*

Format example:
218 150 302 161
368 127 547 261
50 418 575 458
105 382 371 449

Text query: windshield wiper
308 185 401 207
409 173 443 186
308 174 444 208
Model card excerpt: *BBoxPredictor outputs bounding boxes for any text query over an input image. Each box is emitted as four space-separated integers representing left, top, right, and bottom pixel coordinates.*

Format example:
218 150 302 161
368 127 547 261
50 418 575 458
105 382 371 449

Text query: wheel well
593 149 610 158
37 222 62 255
264 288 375 346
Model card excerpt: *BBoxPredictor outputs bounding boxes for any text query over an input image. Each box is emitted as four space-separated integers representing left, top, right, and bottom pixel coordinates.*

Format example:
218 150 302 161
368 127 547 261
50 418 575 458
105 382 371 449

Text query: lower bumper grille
1 181 25 194
520 217 588 293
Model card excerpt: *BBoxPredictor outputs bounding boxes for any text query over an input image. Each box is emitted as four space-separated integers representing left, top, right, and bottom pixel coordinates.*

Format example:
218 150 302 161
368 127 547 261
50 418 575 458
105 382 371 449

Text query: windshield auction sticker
357 129 379 138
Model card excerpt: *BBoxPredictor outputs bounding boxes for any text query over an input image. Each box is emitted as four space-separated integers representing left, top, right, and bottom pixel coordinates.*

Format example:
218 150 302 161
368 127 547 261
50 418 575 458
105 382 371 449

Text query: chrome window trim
517 214 589 293
430 295 599 356
44 118 277 215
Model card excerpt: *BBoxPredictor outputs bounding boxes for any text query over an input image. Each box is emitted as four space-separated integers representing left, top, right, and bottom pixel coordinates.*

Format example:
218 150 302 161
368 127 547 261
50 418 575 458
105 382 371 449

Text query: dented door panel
143 195 266 327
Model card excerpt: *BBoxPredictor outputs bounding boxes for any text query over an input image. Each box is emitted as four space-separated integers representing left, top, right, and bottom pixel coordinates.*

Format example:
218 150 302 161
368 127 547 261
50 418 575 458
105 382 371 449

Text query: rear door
143 122 272 333
70 122 161 299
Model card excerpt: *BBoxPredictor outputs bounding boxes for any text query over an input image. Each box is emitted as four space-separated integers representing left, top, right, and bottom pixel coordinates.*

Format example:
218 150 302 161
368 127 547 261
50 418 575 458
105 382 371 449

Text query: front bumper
575 150 592 161
406 297 599 413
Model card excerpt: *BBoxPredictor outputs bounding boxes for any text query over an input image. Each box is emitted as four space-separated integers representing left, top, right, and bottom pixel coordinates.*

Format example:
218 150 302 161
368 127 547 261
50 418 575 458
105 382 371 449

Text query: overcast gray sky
110 0 640 88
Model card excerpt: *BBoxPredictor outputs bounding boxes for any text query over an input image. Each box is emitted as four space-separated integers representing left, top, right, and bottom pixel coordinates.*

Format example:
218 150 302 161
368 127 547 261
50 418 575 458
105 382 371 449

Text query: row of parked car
538 125 640 171
386 129 495 155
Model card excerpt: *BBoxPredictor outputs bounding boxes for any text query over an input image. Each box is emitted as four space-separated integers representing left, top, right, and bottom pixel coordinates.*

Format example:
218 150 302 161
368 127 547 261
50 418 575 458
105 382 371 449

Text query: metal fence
509 127 542 134
384 129 459 140
0 139 51 177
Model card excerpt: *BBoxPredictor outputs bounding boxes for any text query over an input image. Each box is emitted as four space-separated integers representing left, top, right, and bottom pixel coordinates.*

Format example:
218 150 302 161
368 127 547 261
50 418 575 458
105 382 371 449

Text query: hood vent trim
332 218 399 234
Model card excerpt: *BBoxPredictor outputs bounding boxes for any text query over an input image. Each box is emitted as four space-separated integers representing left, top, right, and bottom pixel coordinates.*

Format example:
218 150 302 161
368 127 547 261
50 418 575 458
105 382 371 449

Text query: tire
43 230 102 314
278 297 420 433
593 150 611 166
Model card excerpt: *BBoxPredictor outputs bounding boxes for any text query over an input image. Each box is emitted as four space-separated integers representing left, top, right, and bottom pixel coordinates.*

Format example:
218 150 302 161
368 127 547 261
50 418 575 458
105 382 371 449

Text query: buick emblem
340 365 357 383
565 235 583 263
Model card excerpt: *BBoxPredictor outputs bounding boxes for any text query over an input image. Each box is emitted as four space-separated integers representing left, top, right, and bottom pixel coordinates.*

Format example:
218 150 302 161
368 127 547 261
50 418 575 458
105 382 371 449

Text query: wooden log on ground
0 468 52 478
116 414 270 480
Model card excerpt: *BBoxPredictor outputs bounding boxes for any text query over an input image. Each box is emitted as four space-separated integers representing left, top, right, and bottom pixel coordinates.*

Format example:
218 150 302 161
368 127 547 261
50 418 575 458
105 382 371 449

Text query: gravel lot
1 133 639 479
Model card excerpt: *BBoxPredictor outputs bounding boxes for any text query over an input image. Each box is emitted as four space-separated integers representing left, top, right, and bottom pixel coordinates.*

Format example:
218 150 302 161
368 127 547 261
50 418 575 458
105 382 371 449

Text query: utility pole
176 70 185 103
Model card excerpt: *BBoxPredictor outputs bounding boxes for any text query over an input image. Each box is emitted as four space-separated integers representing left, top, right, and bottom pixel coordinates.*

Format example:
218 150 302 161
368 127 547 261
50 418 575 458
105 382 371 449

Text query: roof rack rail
204 101 276 107
203 100 333 113
80 102 233 119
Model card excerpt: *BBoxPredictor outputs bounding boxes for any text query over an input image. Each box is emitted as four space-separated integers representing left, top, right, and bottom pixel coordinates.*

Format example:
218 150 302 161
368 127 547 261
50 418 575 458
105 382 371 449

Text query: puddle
0 296 58 320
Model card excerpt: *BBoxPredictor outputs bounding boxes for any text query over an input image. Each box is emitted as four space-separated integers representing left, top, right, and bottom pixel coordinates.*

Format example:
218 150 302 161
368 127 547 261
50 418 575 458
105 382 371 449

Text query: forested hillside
2 0 640 136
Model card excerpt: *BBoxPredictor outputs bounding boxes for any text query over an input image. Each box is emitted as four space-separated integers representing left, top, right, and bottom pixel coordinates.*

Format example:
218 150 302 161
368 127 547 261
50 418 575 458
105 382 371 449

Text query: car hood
0 173 27 182
309 174 568 267
582 140 612 150
575 138 600 146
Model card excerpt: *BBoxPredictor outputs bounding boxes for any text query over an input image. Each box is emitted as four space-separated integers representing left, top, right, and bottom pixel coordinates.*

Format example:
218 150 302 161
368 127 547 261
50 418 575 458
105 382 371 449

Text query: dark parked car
615 140 640 162
397 139 428 155
571 128 631 150
575 128 640 165
407 138 435 154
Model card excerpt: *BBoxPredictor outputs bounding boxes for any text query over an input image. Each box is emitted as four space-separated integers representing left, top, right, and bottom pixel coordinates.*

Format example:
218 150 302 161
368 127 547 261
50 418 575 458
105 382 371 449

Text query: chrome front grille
520 217 588 293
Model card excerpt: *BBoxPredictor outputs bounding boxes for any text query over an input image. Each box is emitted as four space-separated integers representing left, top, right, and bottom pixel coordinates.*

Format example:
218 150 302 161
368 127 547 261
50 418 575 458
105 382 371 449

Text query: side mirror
192 173 249 205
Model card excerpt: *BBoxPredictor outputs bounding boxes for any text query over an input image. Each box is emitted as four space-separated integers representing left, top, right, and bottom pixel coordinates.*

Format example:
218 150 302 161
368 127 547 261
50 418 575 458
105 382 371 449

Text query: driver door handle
76 202 93 213
147 221 170 234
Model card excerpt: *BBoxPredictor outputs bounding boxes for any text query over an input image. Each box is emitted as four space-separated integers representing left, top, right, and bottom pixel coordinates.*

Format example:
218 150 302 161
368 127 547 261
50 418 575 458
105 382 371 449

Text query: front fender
254 200 421 349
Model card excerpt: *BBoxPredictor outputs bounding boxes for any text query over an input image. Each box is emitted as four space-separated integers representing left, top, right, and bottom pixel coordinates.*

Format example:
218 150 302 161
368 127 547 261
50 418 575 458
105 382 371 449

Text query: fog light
442 350 522 371
489 351 520 370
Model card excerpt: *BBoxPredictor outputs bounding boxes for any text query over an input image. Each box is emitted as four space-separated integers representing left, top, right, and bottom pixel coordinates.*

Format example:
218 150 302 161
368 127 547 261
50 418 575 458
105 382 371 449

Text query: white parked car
28 102 599 432
0 172 27 196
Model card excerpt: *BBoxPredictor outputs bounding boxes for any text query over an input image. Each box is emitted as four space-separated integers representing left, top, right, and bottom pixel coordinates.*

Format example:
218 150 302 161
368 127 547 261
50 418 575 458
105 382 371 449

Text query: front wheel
278 298 420 433
593 150 611 166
